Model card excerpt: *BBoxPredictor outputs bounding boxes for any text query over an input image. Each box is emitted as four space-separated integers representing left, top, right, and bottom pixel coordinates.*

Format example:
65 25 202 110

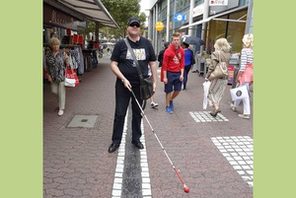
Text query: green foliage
98 0 145 39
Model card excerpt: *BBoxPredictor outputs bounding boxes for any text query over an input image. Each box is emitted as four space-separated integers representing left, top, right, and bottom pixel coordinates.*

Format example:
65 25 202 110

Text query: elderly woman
45 37 69 116
231 33 254 119
205 38 231 117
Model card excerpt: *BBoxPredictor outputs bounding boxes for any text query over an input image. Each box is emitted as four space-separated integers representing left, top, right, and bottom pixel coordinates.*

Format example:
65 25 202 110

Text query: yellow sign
155 21 164 32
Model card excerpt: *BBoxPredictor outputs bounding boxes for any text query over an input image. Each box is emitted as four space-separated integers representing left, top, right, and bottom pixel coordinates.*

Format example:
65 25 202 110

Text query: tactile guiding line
67 115 98 128
140 121 152 198
189 111 229 123
112 111 129 198
211 136 253 187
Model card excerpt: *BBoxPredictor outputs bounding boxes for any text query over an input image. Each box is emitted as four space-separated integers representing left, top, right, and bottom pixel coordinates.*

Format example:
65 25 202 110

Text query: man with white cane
108 17 157 153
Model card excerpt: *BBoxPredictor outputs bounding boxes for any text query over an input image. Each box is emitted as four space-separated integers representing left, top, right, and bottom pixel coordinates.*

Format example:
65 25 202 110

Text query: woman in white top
232 33 254 119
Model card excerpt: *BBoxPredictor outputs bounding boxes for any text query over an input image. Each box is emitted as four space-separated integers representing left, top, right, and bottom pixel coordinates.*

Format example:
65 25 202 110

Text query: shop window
208 17 227 53
207 10 247 53
226 10 247 53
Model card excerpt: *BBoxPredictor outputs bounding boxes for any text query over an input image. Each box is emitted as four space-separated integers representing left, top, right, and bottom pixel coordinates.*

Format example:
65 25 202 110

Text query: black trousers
183 66 191 88
111 79 144 144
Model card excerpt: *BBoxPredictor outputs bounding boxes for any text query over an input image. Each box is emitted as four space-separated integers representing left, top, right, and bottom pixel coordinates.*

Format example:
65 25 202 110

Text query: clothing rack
43 43 81 49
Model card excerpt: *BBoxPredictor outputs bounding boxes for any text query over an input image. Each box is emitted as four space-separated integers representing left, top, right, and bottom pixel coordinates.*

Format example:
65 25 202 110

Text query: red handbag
65 67 79 87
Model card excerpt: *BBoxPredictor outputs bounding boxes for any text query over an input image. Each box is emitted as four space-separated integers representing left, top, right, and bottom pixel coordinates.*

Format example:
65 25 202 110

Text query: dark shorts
164 71 182 93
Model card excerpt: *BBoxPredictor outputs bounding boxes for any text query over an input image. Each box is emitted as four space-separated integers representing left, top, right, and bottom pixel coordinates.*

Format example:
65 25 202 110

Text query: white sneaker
238 114 250 119
58 109 64 116
151 102 159 108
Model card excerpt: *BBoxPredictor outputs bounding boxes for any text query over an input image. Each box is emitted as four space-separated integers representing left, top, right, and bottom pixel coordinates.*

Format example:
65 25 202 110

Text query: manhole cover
67 115 98 128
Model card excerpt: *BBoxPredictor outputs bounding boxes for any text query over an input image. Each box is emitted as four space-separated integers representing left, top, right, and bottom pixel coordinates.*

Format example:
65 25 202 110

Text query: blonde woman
232 33 254 119
205 38 231 117
45 37 69 116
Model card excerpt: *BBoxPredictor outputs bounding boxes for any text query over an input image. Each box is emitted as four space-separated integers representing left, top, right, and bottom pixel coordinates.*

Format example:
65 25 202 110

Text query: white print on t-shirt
173 55 180 64
126 48 146 60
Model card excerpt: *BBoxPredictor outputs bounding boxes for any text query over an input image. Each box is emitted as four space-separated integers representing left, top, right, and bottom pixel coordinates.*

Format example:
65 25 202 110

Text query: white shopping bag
203 81 211 109
64 77 76 87
230 85 249 101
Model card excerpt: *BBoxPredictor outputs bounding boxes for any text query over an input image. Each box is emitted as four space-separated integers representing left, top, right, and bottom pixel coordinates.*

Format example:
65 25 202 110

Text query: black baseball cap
128 16 140 26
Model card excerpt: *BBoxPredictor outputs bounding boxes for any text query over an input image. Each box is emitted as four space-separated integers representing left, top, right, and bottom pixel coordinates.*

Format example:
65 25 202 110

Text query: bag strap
218 51 222 63
124 38 144 80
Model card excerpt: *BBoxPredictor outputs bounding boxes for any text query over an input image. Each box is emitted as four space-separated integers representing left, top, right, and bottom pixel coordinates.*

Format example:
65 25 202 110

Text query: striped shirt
239 48 253 71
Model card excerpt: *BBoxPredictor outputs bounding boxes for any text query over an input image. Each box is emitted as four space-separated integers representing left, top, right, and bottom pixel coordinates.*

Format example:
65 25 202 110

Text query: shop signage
50 10 74 27
193 3 204 17
209 0 239 16
174 14 186 22
209 0 228 6
155 21 164 32
44 4 78 29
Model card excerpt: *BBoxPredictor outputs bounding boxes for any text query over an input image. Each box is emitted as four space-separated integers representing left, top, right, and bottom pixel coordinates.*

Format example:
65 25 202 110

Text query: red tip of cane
183 184 190 193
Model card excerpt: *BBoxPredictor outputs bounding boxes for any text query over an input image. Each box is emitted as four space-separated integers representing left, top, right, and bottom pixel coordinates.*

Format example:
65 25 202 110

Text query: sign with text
209 0 228 6
193 3 204 17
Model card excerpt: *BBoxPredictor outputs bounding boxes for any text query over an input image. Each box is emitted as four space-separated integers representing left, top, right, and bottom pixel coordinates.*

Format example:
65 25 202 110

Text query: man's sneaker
169 100 174 111
58 109 64 116
151 102 159 108
238 114 250 119
166 106 173 114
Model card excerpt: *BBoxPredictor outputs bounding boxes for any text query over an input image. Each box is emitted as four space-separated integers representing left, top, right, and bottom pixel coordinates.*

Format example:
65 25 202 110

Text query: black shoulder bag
124 38 154 100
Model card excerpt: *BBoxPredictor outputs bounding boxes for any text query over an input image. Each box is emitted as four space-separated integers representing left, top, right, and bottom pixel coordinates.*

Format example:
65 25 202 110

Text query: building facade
148 0 253 54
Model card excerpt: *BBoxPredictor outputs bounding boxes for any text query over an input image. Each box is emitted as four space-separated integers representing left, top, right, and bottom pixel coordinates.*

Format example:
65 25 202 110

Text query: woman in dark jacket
158 42 170 82
182 42 195 90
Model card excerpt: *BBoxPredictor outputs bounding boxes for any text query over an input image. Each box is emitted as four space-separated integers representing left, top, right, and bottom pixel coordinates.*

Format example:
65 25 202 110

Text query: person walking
158 42 170 82
45 37 69 116
231 33 254 119
158 42 170 68
108 16 157 153
162 32 184 113
205 38 231 117
182 42 195 90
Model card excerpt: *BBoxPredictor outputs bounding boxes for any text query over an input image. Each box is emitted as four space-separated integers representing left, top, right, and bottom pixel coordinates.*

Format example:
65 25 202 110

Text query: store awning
179 5 247 30
45 0 119 28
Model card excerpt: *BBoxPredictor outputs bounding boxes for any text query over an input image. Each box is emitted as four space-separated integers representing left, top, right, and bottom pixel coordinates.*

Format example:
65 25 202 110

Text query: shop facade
148 0 253 54
43 0 118 75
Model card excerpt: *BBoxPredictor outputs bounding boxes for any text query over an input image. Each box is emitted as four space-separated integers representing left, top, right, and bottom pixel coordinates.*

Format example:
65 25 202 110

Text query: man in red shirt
162 32 184 113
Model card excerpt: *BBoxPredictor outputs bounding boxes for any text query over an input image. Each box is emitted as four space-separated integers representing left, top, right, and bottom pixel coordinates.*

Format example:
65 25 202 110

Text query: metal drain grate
67 115 98 128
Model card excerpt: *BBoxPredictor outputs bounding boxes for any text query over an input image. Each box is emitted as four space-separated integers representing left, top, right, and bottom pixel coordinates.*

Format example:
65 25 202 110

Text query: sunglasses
129 23 140 28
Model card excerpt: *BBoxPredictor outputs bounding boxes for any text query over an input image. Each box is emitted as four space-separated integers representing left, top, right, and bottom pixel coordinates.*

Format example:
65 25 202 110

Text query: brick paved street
44 56 253 198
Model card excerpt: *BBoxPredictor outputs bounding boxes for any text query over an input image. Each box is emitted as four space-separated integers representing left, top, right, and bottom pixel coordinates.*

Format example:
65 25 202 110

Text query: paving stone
44 58 253 198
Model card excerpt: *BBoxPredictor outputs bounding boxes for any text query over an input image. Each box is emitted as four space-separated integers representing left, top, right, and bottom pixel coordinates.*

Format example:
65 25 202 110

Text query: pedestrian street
44 57 253 198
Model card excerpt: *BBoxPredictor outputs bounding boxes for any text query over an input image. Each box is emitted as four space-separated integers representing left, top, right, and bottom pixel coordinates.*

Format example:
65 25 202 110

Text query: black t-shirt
111 37 156 83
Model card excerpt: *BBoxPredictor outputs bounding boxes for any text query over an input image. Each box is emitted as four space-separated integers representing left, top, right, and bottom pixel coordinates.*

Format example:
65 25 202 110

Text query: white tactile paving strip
189 111 229 122
211 136 253 187
112 111 128 198
140 122 152 198
112 111 152 198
